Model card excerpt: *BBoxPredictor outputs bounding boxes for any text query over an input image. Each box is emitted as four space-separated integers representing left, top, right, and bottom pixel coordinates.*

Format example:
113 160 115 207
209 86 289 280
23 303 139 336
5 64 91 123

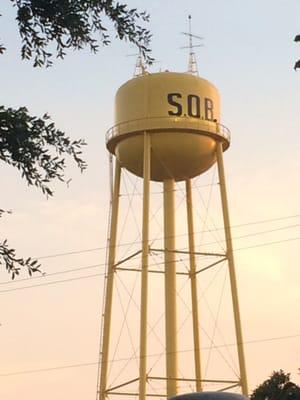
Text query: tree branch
0 105 87 196
0 239 41 279
9 0 152 67
0 105 86 277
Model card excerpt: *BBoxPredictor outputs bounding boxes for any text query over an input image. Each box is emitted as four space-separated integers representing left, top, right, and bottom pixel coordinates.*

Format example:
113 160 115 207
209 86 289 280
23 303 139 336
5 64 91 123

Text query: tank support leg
99 160 122 400
139 132 151 400
163 178 178 398
216 142 248 396
186 179 203 392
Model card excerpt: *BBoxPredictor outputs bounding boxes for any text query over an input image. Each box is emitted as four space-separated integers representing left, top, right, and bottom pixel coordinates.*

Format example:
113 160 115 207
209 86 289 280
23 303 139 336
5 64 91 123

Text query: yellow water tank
106 72 230 182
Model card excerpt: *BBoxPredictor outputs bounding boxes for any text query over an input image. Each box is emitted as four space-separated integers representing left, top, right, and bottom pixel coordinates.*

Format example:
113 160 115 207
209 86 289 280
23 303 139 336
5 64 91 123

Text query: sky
0 0 300 399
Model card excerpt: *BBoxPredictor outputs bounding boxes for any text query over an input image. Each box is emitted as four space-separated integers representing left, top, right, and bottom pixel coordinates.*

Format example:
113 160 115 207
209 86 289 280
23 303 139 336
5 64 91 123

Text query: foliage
0 106 86 196
7 0 152 67
0 106 87 278
294 34 300 70
0 239 41 279
0 210 40 279
251 370 300 400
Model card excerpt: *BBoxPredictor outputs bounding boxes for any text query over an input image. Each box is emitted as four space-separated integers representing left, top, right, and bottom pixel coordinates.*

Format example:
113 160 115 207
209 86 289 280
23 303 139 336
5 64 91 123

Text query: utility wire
34 214 300 260
1 333 299 378
0 235 299 293
1 220 297 288
0 263 103 286
235 236 300 251
191 224 300 249
0 272 106 294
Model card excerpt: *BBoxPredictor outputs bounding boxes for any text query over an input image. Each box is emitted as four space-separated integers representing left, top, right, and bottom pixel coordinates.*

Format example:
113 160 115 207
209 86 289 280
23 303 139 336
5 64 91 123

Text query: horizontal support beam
115 267 188 276
105 377 240 397
150 248 226 258
106 392 166 397
149 376 240 384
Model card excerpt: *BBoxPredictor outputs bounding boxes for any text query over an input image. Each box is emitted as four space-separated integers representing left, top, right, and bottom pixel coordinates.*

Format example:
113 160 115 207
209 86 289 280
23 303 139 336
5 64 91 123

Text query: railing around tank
105 116 231 144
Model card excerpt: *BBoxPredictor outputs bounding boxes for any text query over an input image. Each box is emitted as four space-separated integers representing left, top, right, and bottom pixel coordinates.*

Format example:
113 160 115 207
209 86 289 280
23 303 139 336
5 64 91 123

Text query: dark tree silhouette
0 106 87 278
3 0 152 67
251 370 300 400
0 0 152 278
294 34 300 70
0 106 86 196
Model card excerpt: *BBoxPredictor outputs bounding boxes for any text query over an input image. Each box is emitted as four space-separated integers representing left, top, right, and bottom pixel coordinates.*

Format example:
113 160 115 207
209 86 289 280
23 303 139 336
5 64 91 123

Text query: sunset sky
0 0 300 399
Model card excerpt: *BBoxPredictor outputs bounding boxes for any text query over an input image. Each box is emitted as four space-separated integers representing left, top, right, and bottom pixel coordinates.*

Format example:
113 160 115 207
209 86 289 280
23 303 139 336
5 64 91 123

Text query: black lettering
167 93 182 116
205 98 214 121
187 94 200 118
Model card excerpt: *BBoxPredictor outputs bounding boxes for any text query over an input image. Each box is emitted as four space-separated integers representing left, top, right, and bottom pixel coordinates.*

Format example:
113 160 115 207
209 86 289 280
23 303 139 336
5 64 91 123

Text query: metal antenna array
181 15 204 75
127 51 147 77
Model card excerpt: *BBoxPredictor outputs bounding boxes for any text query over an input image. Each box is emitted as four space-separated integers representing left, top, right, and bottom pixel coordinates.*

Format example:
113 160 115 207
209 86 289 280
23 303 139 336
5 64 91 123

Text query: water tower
97 20 248 400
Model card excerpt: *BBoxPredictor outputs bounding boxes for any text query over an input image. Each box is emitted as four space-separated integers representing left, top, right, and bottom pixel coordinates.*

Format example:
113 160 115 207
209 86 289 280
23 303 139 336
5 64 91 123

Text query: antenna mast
181 15 204 75
134 52 146 77
127 50 147 77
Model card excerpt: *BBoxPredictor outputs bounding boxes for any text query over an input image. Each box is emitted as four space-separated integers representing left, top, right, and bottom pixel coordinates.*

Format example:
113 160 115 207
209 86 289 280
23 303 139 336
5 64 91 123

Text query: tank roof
170 392 248 400
117 71 219 95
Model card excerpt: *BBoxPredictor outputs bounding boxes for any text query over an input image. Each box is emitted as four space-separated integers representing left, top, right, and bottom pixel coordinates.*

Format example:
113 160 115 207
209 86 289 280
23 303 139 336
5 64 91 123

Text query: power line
190 223 300 248
0 361 98 377
1 222 298 288
37 247 104 260
34 214 300 261
0 272 106 294
1 235 299 293
0 263 103 286
235 236 300 251
1 333 299 378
